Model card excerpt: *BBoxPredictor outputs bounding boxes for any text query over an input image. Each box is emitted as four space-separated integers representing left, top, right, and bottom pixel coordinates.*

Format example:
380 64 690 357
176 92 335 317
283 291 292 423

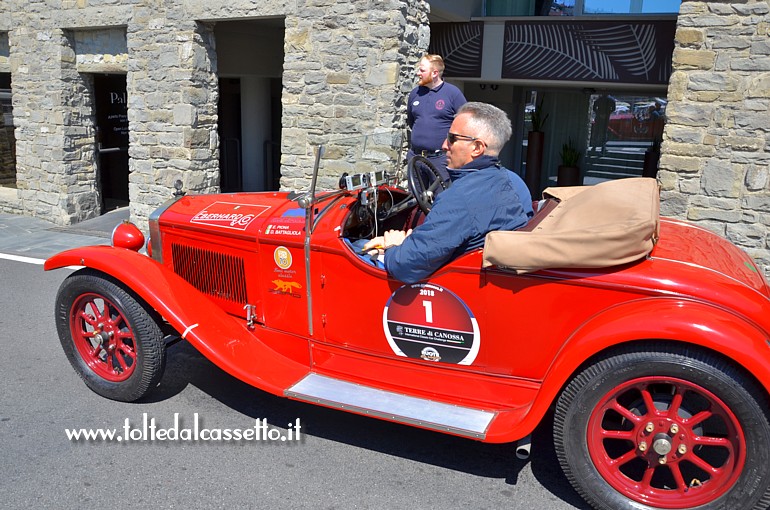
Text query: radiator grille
171 243 248 304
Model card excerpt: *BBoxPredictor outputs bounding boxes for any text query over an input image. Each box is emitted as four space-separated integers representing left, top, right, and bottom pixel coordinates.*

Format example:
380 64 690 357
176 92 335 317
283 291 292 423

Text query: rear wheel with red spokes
55 268 165 402
554 346 770 510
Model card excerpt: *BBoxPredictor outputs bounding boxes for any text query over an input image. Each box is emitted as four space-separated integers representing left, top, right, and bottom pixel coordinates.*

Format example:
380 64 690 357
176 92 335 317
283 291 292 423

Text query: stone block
734 111 770 130
680 13 740 27
701 158 742 197
731 56 770 71
676 27 705 46
665 103 714 127
673 48 716 69
689 71 742 91
365 62 399 86
678 4 708 16
666 126 705 144
722 135 764 151
666 142 717 158
693 90 745 102
743 195 770 212
707 4 737 16
660 153 703 172
747 73 770 97
746 164 770 190
667 71 688 101
752 40 770 56
681 176 704 195
731 151 770 165
659 190 689 217
733 3 770 15
326 72 350 85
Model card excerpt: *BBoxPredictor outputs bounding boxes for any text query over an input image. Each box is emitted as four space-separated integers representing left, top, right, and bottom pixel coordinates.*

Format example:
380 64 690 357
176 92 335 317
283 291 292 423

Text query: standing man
591 94 616 155
407 54 467 179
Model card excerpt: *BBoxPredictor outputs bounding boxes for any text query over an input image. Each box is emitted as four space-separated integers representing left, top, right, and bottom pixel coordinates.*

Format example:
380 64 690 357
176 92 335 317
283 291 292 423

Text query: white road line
0 253 46 265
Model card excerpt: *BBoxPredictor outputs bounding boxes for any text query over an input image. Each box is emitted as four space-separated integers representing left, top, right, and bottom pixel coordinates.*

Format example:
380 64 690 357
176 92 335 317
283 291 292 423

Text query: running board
285 373 495 439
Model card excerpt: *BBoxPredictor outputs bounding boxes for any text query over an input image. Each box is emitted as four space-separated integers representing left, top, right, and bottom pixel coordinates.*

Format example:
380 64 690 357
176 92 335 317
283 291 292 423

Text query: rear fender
512 298 770 440
45 246 308 395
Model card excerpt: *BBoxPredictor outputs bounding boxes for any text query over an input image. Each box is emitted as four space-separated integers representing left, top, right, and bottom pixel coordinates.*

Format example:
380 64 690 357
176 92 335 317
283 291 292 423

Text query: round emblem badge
273 246 292 270
382 283 479 365
435 99 446 110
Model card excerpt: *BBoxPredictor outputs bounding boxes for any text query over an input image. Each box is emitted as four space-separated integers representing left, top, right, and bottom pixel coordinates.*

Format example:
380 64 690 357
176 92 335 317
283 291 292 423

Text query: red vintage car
46 138 770 510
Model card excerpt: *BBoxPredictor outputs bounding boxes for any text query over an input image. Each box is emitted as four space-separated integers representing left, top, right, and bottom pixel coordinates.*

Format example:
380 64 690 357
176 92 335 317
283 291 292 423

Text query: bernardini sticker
190 202 270 231
383 283 479 365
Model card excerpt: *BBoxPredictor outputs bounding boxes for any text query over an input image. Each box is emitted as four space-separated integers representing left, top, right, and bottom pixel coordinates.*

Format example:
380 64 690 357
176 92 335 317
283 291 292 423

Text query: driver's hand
363 236 385 254
362 229 412 254
383 229 412 248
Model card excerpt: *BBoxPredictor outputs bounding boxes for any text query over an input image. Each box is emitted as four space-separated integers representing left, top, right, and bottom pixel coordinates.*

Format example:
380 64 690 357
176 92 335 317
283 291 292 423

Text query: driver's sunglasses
447 132 480 145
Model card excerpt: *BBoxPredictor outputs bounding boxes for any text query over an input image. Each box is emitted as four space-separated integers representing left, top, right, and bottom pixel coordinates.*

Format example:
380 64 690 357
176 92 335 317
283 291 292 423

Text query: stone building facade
1 0 770 270
0 0 429 226
659 0 770 269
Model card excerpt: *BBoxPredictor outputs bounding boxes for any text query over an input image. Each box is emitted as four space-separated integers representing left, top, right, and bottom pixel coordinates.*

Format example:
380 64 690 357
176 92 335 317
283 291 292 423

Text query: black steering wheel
407 155 451 214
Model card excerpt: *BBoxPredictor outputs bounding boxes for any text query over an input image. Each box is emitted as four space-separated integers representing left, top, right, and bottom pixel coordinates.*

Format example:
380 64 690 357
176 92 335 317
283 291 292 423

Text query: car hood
157 192 307 242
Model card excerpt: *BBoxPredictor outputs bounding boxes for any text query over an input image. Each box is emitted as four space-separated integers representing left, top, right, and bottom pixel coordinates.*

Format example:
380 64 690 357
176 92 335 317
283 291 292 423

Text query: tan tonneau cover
483 177 660 274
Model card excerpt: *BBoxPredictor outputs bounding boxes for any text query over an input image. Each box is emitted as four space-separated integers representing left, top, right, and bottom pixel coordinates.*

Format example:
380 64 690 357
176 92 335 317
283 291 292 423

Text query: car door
314 241 534 409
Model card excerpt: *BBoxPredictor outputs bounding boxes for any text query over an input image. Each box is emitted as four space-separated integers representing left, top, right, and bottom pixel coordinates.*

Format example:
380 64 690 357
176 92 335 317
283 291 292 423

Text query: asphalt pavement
0 208 128 261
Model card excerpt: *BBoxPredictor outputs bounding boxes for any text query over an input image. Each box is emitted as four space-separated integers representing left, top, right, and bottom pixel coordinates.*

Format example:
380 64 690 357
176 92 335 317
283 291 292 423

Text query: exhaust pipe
516 435 532 460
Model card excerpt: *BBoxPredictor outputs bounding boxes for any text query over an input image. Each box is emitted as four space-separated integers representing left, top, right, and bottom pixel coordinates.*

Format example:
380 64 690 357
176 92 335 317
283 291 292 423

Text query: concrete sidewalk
0 208 130 261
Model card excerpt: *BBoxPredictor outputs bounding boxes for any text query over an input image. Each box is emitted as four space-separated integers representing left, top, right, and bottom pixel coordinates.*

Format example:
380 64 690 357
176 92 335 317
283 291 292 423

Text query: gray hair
456 102 512 156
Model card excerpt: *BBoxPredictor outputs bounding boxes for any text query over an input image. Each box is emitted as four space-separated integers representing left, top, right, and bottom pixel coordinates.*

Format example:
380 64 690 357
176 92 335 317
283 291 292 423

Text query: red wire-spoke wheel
70 293 137 382
588 377 743 508
55 269 165 402
554 346 770 510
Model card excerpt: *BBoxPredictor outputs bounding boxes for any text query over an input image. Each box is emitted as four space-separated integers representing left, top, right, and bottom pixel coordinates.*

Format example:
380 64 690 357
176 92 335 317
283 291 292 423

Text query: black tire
55 268 165 402
554 345 770 510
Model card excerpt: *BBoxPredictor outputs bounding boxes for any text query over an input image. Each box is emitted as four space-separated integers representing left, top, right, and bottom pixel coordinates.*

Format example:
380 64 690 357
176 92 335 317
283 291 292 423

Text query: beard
417 74 433 87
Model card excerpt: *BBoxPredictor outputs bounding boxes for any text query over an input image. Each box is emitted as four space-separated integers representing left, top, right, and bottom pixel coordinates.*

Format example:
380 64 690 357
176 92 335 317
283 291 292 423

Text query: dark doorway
93 74 129 211
0 73 16 188
214 18 284 193
218 78 242 193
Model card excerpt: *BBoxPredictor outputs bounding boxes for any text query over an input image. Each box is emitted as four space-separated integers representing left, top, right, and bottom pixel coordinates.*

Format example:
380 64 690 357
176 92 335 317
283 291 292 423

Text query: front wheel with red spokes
55 269 165 402
554 345 770 510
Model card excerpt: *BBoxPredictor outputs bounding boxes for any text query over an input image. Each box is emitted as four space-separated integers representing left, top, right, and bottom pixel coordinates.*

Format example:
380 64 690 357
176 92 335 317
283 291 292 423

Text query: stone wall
7 23 98 223
0 0 430 226
280 0 429 190
660 1 770 270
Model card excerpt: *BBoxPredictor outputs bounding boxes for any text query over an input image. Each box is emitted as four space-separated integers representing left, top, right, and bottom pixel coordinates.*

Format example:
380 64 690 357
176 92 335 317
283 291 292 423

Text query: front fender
513 297 770 440
45 246 308 396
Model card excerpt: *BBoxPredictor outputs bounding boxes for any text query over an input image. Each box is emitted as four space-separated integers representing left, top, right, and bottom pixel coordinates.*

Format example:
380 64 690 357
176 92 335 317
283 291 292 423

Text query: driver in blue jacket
364 102 533 284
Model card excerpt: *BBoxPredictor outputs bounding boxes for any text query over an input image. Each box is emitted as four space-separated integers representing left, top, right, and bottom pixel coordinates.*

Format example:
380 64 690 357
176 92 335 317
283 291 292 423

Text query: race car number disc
383 283 479 365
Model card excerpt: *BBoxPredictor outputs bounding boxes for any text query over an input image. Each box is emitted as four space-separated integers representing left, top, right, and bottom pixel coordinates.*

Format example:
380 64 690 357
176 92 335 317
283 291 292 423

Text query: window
489 0 683 16
583 0 681 15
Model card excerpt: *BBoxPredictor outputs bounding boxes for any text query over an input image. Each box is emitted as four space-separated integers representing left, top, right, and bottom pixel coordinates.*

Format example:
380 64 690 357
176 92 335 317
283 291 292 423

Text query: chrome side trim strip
286 373 495 439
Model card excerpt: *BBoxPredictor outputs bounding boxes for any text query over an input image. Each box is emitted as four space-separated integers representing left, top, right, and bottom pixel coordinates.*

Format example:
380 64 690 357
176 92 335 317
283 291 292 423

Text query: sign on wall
502 19 676 84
